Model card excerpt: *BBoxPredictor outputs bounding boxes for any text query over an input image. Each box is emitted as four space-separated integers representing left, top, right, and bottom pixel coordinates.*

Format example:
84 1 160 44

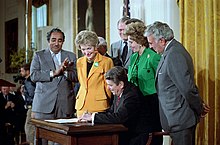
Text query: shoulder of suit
111 40 122 46
35 49 45 54
123 83 140 95
102 55 112 61
61 49 74 53
35 48 51 55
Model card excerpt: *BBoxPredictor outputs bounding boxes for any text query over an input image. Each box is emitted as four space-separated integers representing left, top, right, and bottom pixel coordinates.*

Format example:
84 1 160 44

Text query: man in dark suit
0 86 18 145
110 17 132 71
145 21 209 145
30 28 78 145
79 66 157 145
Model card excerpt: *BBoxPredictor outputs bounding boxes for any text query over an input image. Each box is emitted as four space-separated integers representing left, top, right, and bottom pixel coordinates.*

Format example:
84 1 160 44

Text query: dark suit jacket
30 48 77 116
0 93 17 125
23 76 36 106
94 82 156 145
0 93 7 145
104 53 122 67
156 39 203 132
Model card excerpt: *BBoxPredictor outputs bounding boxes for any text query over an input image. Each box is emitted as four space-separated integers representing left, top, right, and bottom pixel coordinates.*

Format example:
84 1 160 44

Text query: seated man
79 66 162 145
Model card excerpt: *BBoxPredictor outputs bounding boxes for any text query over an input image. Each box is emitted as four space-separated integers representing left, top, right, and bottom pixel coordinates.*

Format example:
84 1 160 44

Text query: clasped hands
53 57 74 77
5 101 15 109
201 102 210 118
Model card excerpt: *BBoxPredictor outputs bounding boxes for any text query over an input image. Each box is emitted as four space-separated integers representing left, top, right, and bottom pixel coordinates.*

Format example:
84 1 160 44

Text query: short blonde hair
75 30 99 49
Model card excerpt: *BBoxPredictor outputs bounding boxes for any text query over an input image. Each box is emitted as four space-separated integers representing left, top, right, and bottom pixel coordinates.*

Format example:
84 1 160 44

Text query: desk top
31 119 128 135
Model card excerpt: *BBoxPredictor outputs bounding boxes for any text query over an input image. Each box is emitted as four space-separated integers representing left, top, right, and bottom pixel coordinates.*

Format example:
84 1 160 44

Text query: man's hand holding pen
78 111 92 122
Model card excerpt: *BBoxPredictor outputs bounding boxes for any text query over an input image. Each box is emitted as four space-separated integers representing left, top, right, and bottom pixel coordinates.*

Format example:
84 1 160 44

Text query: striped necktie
52 53 60 69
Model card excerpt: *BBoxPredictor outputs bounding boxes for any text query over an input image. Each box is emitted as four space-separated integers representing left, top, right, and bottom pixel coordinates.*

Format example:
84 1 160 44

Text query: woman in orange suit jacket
75 30 114 117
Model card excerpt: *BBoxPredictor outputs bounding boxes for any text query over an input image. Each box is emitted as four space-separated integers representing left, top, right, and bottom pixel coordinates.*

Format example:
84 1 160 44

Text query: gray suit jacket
110 40 132 69
156 39 203 132
30 48 77 116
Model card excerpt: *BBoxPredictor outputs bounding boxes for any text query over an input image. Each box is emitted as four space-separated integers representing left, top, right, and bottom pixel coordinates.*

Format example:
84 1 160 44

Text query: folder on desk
44 118 79 123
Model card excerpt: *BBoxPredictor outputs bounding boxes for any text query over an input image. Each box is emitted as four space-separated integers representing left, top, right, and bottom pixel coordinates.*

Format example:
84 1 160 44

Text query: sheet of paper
44 118 79 123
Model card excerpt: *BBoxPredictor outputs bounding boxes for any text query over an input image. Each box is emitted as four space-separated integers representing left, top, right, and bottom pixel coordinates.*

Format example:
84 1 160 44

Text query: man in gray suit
110 16 132 71
145 21 207 145
30 28 78 144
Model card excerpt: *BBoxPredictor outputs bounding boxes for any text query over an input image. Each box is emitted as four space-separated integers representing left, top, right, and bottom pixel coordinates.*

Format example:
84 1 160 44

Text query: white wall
109 0 180 46
109 0 123 45
51 0 74 52
142 0 180 41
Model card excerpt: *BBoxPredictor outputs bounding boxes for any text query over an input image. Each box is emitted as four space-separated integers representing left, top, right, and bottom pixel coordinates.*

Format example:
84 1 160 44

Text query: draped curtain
178 0 220 144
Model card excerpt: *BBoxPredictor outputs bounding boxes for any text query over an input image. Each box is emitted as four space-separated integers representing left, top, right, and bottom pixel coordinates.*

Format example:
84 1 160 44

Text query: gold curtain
178 0 220 145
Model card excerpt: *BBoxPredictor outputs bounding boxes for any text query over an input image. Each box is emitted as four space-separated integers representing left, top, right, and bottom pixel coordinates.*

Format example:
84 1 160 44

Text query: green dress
128 48 161 96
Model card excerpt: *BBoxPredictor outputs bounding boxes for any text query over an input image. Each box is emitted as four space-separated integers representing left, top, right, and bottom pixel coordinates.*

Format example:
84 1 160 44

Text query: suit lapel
156 39 175 79
57 50 68 83
44 48 55 70
114 95 122 112
61 50 69 62
79 57 88 88
111 40 122 58
116 40 122 59
125 45 132 63
113 95 118 112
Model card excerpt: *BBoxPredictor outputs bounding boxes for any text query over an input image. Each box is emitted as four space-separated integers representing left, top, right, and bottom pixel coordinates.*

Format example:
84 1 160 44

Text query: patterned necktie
52 53 60 69
122 41 128 64
116 96 120 107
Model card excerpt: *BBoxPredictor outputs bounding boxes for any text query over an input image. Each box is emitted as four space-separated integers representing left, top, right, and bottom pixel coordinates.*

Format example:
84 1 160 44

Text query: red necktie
116 96 120 107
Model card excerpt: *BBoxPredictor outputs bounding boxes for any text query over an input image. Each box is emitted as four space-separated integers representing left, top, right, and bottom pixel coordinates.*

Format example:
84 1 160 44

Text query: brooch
94 62 99 67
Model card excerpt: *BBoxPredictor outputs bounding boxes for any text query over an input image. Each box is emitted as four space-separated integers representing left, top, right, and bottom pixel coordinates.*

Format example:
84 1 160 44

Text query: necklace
87 59 94 63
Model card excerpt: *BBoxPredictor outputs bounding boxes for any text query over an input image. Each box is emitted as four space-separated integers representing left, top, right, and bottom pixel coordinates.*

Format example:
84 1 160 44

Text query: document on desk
45 118 79 123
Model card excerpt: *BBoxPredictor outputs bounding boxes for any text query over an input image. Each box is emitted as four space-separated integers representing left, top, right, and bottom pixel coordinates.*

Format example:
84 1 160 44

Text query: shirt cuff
92 112 97 125
50 71 54 77
64 71 68 77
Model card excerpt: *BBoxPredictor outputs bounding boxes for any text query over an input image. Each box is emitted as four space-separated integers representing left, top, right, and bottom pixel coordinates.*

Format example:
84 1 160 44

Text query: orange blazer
75 53 113 116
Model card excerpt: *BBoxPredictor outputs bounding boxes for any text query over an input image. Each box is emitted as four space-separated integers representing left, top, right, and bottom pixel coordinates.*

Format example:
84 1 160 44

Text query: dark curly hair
46 28 65 42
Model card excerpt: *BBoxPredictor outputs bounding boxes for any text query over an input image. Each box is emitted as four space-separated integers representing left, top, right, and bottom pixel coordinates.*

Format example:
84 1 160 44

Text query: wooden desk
31 119 128 145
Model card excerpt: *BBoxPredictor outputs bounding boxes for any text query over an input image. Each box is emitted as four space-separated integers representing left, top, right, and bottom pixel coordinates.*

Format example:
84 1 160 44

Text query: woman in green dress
125 20 162 145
